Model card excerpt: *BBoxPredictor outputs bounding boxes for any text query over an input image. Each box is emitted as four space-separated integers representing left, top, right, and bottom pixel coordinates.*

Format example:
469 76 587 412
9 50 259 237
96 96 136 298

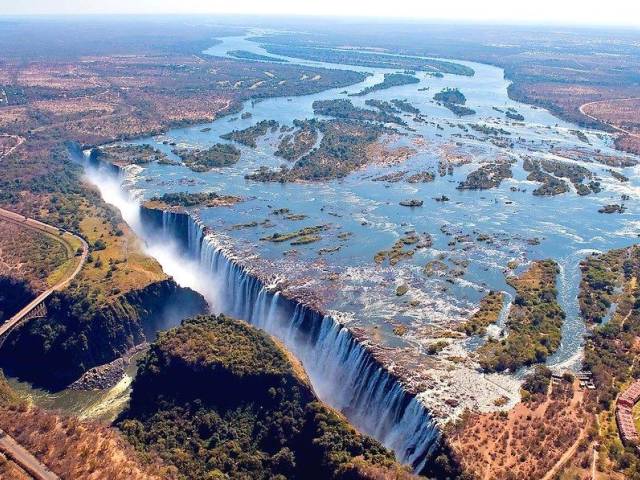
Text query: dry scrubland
0 453 31 480
0 380 171 479
581 98 640 154
0 406 172 479
450 377 589 480
0 220 69 292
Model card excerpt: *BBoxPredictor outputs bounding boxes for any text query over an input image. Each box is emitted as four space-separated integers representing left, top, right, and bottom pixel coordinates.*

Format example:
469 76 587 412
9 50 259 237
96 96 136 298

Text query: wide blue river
95 32 640 419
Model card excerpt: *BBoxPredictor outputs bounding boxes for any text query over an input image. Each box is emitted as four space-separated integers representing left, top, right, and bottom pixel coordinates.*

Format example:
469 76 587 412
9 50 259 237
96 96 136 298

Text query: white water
84 160 439 472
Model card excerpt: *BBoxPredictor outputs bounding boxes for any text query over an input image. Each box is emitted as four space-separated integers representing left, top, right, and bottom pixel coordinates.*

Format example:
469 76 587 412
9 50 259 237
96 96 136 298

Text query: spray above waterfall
84 162 222 308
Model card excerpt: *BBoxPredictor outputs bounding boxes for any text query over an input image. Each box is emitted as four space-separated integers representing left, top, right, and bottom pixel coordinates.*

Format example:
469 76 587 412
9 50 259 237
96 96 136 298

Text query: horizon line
0 12 639 29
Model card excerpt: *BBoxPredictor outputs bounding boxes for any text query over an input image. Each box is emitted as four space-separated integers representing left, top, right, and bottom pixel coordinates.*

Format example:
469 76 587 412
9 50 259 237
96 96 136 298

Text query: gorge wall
0 278 208 389
138 204 441 473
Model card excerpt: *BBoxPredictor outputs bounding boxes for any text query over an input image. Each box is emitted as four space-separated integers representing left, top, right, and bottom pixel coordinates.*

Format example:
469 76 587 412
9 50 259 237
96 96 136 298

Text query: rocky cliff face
0 279 208 389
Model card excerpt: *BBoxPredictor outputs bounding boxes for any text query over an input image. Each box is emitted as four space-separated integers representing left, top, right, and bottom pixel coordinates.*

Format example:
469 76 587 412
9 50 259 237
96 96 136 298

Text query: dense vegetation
117 315 413 480
391 99 420 114
579 249 627 324
0 280 207 389
227 50 289 63
313 98 404 125
457 162 512 190
521 365 552 395
94 144 169 166
578 245 640 478
433 89 475 116
459 291 505 336
173 143 241 172
581 246 640 406
275 120 319 161
505 110 524 121
350 73 420 96
247 119 389 182
258 42 474 76
221 120 279 148
148 191 242 208
477 260 565 372
434 88 467 105
524 158 599 197
0 276 35 323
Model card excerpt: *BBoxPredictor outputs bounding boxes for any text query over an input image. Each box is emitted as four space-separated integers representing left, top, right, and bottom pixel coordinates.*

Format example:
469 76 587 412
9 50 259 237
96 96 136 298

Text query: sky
2 0 640 27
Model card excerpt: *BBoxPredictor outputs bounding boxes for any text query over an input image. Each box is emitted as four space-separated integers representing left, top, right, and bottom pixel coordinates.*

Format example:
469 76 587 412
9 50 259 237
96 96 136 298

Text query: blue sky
2 0 639 26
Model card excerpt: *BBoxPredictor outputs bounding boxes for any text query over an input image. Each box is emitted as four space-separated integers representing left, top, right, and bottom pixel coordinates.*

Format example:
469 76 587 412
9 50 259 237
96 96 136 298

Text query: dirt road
579 98 640 139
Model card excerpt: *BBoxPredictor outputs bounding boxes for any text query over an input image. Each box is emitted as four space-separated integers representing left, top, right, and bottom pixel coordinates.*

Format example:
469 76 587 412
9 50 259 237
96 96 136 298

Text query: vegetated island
459 290 505 336
523 157 600 196
116 314 416 480
457 161 513 190
374 231 432 266
246 118 391 182
505 108 525 121
275 119 319 161
173 143 241 172
144 191 243 212
433 88 476 116
227 49 289 63
221 119 280 148
476 260 565 372
258 42 475 76
260 225 328 246
350 73 420 96
312 98 404 125
93 144 172 167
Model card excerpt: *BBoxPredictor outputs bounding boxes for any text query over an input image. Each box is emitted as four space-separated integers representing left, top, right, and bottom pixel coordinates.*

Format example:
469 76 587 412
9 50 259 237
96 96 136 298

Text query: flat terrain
450 378 589 480
581 98 640 154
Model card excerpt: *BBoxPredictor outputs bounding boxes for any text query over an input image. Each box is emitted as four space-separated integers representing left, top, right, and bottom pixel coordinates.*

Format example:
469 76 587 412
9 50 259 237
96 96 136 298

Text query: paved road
0 429 60 480
0 207 88 338
579 98 640 139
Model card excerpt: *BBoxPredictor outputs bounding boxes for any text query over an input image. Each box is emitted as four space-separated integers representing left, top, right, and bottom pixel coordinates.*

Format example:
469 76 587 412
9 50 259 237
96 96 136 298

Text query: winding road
0 207 88 338
579 98 640 139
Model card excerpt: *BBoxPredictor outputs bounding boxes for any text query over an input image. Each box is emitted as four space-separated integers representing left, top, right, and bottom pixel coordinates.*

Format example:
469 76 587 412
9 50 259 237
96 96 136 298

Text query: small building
618 380 640 408
616 380 640 446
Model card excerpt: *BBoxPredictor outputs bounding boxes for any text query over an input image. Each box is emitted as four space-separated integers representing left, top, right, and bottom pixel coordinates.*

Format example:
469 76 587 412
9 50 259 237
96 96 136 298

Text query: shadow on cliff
0 279 209 391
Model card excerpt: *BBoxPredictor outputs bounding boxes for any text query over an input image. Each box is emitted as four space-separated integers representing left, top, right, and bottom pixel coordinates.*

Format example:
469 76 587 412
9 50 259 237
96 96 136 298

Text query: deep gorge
88 157 441 473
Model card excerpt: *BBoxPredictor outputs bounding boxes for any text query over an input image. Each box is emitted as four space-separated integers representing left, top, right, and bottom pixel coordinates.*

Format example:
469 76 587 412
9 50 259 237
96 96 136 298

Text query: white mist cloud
84 167 222 309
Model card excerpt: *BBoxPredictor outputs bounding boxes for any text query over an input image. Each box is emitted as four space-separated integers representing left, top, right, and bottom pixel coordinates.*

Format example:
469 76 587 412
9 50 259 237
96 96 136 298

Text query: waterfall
147 208 441 472
81 153 441 472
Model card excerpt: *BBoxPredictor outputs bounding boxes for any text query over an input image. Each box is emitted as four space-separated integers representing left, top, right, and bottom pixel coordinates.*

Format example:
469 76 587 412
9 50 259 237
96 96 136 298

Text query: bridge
0 207 88 340
0 208 86 480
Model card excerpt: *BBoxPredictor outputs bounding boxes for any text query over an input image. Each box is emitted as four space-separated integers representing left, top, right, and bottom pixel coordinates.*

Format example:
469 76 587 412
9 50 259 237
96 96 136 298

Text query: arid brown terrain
450 376 590 480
